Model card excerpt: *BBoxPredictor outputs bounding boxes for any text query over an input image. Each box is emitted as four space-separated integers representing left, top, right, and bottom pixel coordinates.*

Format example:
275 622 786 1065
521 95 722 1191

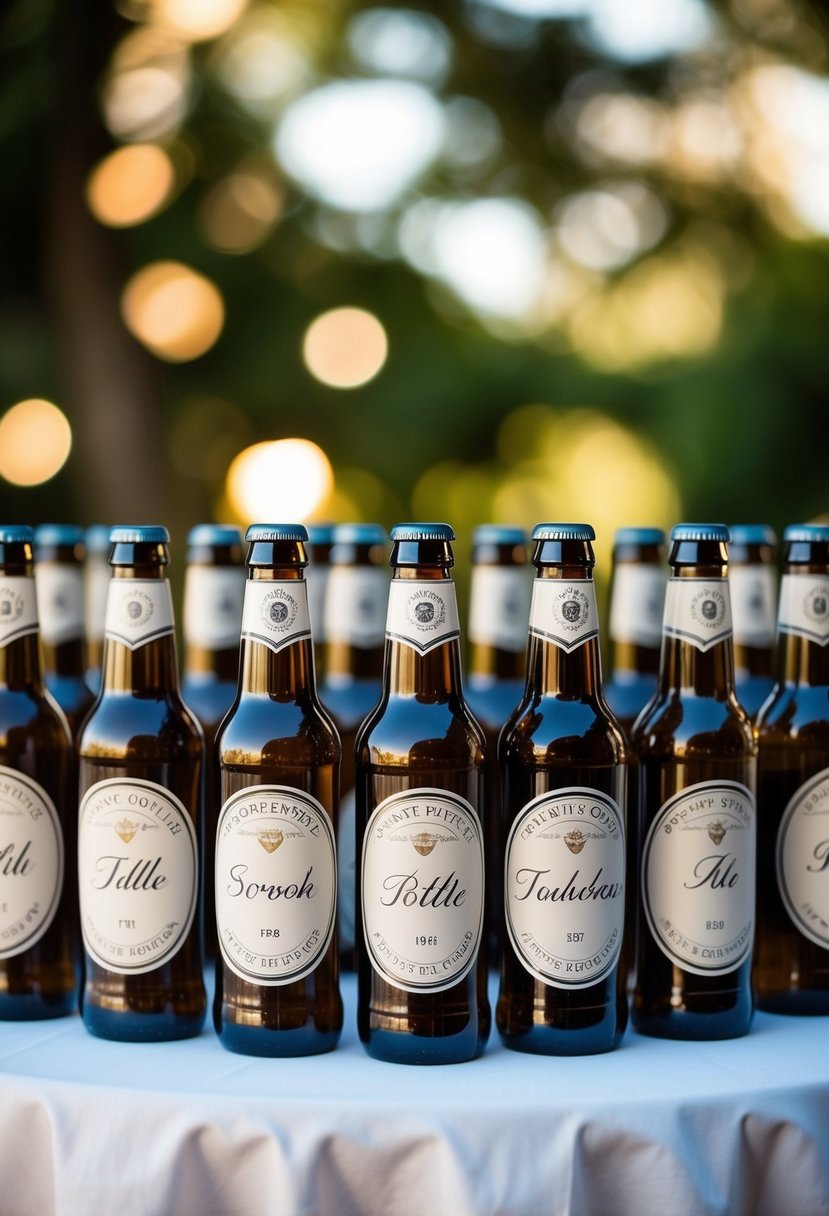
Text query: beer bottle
181 524 245 961
604 527 666 736
497 523 628 1054
77 526 206 1041
34 524 96 738
356 522 489 1064
0 525 79 1018
320 523 387 970
729 524 777 721
214 524 342 1056
307 523 334 682
464 524 530 962
754 524 829 1013
83 524 111 693
632 524 756 1040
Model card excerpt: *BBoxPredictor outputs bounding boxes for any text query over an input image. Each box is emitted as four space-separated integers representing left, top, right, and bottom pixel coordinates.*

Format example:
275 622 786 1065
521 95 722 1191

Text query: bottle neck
325 640 384 683
609 639 660 679
775 567 829 687
182 558 244 682
525 567 604 698
0 564 44 691
733 640 774 679
658 565 737 697
101 567 181 695
607 553 664 678
469 641 524 681
467 558 528 682
36 557 87 678
238 569 316 700
383 567 464 700
43 636 87 680
185 644 240 682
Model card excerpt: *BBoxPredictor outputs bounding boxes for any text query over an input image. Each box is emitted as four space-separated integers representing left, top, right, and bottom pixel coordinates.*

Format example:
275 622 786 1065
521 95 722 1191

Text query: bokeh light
150 0 249 42
0 399 73 487
199 166 283 252
86 144 175 227
225 439 334 522
347 8 453 85
302 307 388 389
121 261 225 361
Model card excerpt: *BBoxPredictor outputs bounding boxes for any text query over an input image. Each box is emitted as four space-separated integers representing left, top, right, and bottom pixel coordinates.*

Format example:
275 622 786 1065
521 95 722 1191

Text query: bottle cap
332 523 387 546
34 523 85 549
613 526 665 546
670 523 730 543
472 525 526 546
730 524 776 546
532 523 595 542
307 524 335 546
187 524 243 548
0 525 35 544
245 524 309 543
85 525 112 554
390 523 455 542
783 524 829 544
109 526 170 545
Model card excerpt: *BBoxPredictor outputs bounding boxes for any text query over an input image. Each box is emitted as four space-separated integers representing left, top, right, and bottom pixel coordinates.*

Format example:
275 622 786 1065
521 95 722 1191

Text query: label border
776 765 829 949
0 766 64 959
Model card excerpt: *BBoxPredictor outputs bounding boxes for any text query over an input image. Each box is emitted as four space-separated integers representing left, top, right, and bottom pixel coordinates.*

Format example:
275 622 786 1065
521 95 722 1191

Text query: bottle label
183 566 245 650
215 785 336 986
663 578 733 653
35 564 85 646
241 580 312 656
104 579 175 651
730 564 776 648
0 577 39 647
78 778 198 975
325 567 388 648
776 767 829 948
641 780 755 977
385 581 460 656
468 566 531 652
337 786 356 952
306 566 329 644
528 578 598 652
609 565 665 647
361 787 484 993
84 557 110 644
0 768 64 959
505 788 625 989
778 574 829 647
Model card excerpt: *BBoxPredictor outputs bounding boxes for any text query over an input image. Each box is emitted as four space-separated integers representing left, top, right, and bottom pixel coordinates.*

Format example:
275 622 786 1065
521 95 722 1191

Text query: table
1 976 828 1216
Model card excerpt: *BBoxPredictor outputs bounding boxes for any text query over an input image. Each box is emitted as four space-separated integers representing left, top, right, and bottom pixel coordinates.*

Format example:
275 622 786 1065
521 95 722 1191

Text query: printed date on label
415 935 438 946
706 920 724 930
566 932 585 942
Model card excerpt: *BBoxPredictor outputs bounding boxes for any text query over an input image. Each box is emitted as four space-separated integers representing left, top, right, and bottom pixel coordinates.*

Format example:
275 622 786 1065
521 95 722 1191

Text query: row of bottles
1 520 827 1065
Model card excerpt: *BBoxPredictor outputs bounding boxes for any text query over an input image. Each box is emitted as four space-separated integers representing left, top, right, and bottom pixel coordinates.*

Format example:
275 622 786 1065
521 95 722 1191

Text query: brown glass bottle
214 524 342 1056
319 523 387 971
754 524 829 1013
181 524 245 962
632 524 756 1040
730 525 777 722
34 524 96 738
497 524 628 1054
77 526 206 1041
356 523 490 1064
604 527 665 737
307 523 334 683
464 525 530 963
83 524 111 694
0 526 79 1019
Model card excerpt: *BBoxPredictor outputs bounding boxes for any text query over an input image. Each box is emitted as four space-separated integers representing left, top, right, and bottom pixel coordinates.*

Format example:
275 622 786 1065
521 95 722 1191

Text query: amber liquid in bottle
0 528 79 1019
730 526 778 722
632 526 756 1040
214 526 342 1055
754 527 829 1013
356 525 490 1064
497 525 628 1054
34 527 96 739
78 528 207 1041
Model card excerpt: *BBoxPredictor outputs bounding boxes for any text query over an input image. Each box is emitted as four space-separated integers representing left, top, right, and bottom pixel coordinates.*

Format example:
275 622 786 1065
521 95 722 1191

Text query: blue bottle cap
307 524 335 546
730 525 776 546
613 527 665 546
109 526 170 545
472 525 526 546
245 524 309 543
0 525 34 544
783 524 829 543
390 523 455 542
670 523 730 543
34 523 85 549
187 524 243 548
532 523 595 542
332 523 387 546
85 525 112 554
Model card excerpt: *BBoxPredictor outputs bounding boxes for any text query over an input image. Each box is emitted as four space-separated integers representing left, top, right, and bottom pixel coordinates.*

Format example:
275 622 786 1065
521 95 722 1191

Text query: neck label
184 566 245 650
469 566 531 652
385 580 460 655
778 574 829 646
505 787 625 989
0 577 39 647
78 777 198 976
663 578 733 653
241 579 311 656
776 767 829 947
36 564 84 646
609 565 665 647
641 779 755 977
85 557 110 643
324 567 388 648
215 785 336 986
104 579 175 650
730 564 776 648
361 787 484 994
529 578 598 652
306 566 329 643
0 768 64 959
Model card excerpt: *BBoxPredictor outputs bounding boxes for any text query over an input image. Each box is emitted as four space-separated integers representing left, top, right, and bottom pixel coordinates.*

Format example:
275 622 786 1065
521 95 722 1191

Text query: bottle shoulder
0 685 72 755
355 693 485 766
500 693 626 766
79 690 204 758
632 690 756 757
757 682 829 741
217 693 340 761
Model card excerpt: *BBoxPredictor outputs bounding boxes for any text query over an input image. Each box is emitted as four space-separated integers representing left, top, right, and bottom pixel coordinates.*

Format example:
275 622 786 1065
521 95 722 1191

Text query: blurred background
1 0 828 586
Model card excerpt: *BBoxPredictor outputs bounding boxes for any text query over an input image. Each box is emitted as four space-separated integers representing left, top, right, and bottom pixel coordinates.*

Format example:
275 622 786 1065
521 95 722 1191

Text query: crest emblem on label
529 579 599 652
241 580 312 656
385 581 460 655
609 565 665 647
36 565 85 646
730 565 776 647
776 768 829 947
183 567 244 649
663 579 733 653
0 578 38 647
325 567 388 647
778 575 829 646
0 767 64 959
104 580 175 650
468 567 531 652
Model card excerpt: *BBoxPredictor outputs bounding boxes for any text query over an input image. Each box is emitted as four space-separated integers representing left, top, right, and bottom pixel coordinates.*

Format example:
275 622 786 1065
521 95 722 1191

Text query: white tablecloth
1 975 828 1216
